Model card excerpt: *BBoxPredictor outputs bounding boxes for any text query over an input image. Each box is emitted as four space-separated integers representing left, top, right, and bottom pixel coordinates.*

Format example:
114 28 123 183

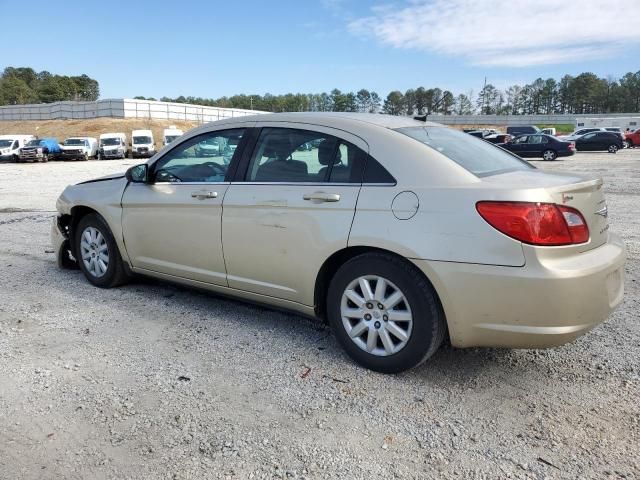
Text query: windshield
164 135 179 144
101 138 121 146
0 140 13 148
25 140 43 147
395 126 534 177
64 139 86 146
133 136 152 145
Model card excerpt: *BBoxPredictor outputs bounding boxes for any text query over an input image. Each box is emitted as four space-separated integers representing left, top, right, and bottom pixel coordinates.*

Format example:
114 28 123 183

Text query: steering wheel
155 169 183 182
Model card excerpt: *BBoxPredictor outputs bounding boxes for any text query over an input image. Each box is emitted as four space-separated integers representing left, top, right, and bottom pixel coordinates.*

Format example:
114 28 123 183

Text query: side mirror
126 164 149 183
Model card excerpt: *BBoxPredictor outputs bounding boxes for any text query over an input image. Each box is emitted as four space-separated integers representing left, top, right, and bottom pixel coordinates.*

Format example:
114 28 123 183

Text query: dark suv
506 125 540 136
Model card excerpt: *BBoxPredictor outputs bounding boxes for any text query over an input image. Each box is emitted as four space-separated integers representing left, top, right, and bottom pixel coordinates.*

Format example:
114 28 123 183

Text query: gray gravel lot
0 152 638 480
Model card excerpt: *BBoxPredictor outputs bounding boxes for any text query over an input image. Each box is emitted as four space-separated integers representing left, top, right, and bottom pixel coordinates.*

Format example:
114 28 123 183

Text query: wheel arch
313 246 448 333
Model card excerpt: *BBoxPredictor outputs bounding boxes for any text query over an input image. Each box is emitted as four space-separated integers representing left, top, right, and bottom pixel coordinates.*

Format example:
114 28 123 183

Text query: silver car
52 113 626 373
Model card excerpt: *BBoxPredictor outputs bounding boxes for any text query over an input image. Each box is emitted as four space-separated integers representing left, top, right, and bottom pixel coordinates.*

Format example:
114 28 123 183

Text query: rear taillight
476 201 589 246
568 142 575 150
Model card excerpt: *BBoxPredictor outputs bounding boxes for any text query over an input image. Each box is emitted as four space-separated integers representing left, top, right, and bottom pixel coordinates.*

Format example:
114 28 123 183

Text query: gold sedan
52 113 626 373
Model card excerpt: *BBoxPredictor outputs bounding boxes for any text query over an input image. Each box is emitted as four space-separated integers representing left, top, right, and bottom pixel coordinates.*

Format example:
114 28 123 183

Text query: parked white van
0 134 35 162
60 137 98 161
99 132 127 160
163 126 183 146
131 129 155 158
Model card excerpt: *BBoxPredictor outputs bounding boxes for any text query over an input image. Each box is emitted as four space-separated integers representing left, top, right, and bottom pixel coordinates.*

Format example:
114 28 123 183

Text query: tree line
2 65 639 116
0 67 100 105
137 70 640 116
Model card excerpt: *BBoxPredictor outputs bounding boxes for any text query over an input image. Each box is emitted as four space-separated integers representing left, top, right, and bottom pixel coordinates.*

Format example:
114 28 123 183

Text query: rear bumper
412 232 626 349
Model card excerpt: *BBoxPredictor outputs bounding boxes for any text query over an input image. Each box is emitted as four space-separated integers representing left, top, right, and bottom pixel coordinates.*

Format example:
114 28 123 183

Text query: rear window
395 126 535 177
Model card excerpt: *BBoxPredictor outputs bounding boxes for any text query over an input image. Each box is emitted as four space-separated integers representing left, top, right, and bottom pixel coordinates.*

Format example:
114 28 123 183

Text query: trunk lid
545 177 608 252
483 170 609 252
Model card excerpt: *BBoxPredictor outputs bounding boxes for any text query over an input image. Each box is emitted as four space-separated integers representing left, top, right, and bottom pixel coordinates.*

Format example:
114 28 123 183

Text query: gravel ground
0 152 638 480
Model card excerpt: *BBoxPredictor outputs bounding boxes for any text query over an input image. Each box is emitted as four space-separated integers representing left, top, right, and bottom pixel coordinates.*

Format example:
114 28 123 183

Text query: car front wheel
542 149 557 161
327 252 446 373
75 213 129 288
608 144 619 153
624 140 632 149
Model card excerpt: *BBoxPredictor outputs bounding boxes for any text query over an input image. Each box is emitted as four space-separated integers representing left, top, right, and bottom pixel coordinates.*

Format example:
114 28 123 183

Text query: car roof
204 112 441 130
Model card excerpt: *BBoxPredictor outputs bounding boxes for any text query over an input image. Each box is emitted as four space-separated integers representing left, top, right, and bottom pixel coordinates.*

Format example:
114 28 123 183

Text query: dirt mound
0 118 200 145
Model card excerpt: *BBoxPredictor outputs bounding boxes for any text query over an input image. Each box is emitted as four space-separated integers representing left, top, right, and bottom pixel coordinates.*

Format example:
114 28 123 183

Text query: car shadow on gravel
49 265 584 387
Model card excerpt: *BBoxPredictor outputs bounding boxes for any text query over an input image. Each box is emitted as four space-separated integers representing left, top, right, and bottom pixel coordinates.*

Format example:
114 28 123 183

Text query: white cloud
348 0 639 67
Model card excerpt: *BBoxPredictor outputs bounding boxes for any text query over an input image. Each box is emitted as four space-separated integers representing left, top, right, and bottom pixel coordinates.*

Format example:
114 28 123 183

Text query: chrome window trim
227 182 395 187
134 181 231 186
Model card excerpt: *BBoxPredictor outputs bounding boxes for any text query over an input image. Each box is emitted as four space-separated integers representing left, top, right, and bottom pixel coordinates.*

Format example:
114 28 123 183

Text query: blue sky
1 0 637 99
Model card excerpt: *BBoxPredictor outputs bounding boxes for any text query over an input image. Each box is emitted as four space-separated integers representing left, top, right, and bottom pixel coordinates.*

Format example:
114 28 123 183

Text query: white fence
0 98 266 122
426 113 640 126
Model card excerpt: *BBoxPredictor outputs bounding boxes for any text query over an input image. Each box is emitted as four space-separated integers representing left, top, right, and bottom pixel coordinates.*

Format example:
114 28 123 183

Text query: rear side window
246 128 366 183
363 155 396 184
396 126 534 177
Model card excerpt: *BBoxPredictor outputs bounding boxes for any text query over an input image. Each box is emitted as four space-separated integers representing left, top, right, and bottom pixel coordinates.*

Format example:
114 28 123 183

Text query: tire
608 144 619 154
75 213 130 288
41 153 49 163
624 140 632 149
12 154 18 162
83 153 89 161
542 149 557 161
327 252 446 373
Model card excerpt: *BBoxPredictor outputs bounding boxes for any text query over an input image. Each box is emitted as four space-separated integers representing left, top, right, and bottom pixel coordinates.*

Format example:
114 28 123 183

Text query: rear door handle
303 192 341 203
191 190 218 200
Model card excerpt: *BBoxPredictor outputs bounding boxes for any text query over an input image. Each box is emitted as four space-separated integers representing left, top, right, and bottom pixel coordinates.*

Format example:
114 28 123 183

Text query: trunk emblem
595 206 608 218
562 194 574 203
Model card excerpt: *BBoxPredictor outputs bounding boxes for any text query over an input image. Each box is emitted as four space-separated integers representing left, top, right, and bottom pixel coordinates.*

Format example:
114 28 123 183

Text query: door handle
303 192 341 203
191 190 218 200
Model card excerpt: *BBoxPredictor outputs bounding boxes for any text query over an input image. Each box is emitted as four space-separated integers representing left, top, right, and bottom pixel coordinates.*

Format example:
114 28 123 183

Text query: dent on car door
221 125 367 305
120 128 248 285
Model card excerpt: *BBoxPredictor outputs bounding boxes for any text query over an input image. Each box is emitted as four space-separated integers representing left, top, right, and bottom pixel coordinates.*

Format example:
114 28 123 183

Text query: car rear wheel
608 144 619 154
327 252 446 373
75 213 130 288
542 149 557 161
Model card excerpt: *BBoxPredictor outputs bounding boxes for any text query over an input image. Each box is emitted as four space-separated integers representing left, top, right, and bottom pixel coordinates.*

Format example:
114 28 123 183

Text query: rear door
508 135 529 156
221 124 367 305
121 127 250 285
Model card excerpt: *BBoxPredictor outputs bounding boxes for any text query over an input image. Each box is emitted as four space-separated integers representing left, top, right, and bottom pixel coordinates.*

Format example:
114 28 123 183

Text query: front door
121 128 247 285
577 132 597 151
222 125 367 305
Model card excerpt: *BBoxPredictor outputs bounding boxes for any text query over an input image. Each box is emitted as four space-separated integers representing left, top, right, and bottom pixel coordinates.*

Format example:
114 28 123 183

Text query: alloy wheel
80 226 109 278
340 275 413 356
608 144 618 153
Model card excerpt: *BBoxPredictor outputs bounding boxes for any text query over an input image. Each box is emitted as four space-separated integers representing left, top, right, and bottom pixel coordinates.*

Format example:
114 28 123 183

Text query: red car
624 129 640 148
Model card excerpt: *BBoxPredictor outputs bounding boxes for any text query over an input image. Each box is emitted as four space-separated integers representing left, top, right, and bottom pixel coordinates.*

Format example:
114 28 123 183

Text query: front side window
396 126 534 177
152 128 245 183
582 133 596 140
246 128 365 183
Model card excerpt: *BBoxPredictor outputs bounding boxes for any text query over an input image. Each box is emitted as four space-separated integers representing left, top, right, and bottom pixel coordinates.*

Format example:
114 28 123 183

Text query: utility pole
481 76 487 115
